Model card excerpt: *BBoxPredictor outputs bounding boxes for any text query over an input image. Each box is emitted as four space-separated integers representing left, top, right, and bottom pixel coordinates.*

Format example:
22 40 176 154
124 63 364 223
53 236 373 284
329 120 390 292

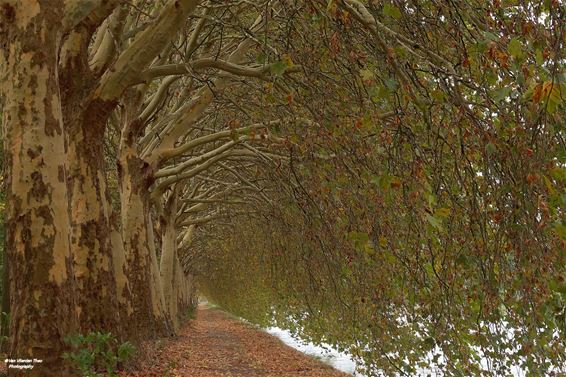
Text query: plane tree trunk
59 24 123 338
118 118 173 339
160 191 180 330
160 196 196 328
0 3 78 374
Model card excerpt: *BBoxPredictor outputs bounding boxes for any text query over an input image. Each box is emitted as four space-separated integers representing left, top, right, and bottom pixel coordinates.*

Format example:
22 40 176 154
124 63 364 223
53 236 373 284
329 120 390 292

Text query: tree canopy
0 0 564 376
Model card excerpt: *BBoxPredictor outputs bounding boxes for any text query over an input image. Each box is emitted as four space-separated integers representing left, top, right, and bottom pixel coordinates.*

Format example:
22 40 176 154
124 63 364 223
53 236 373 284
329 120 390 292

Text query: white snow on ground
265 326 362 376
200 300 562 376
263 326 556 377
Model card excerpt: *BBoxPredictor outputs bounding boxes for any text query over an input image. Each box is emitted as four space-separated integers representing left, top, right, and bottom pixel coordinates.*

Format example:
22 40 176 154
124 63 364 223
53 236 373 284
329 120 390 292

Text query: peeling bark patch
78 220 97 251
18 103 27 120
44 91 63 136
30 49 46 69
58 165 65 182
26 146 42 159
0 4 15 24
35 205 55 238
29 171 49 200
83 98 116 138
15 0 40 29
18 213 32 246
142 161 156 190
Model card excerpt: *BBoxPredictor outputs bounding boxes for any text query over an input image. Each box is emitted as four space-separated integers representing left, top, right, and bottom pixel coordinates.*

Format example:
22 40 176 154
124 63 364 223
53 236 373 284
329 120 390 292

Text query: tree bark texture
119 136 173 339
59 25 122 337
0 2 78 375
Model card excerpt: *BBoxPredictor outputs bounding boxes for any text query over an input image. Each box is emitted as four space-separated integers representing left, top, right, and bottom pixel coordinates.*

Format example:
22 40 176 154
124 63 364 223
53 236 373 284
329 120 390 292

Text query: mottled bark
0 2 78 375
0 0 207 368
160 192 179 330
174 258 195 321
59 26 122 337
109 212 135 341
118 134 173 338
0 236 9 352
160 197 196 327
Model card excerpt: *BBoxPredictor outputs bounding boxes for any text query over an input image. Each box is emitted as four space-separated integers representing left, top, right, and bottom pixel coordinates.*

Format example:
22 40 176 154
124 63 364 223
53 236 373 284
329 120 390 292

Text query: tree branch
138 59 302 84
93 0 201 102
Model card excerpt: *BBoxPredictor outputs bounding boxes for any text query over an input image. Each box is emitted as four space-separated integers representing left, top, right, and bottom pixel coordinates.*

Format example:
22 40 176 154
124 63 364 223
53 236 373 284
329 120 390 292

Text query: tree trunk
175 226 197 318
110 213 134 339
174 257 195 321
59 29 122 337
118 137 172 338
0 4 78 375
1 229 9 352
160 192 179 330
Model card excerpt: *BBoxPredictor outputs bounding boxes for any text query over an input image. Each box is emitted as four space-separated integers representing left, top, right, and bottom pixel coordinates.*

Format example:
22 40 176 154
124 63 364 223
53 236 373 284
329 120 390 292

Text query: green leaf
360 68 374 81
64 334 84 347
549 279 566 296
369 85 390 102
431 90 446 101
547 84 564 114
482 31 499 42
554 223 566 240
508 38 523 59
384 77 398 91
535 48 544 66
383 251 397 264
383 4 402 19
424 262 435 277
256 52 267 64
486 142 497 155
550 167 566 182
372 173 400 191
423 337 436 349
270 60 288 76
434 207 451 218
491 86 512 103
347 231 369 243
426 214 443 230
470 299 481 315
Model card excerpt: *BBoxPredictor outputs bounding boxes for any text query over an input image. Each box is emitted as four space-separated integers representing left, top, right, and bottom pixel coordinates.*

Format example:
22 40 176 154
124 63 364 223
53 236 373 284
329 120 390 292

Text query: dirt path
122 306 349 377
